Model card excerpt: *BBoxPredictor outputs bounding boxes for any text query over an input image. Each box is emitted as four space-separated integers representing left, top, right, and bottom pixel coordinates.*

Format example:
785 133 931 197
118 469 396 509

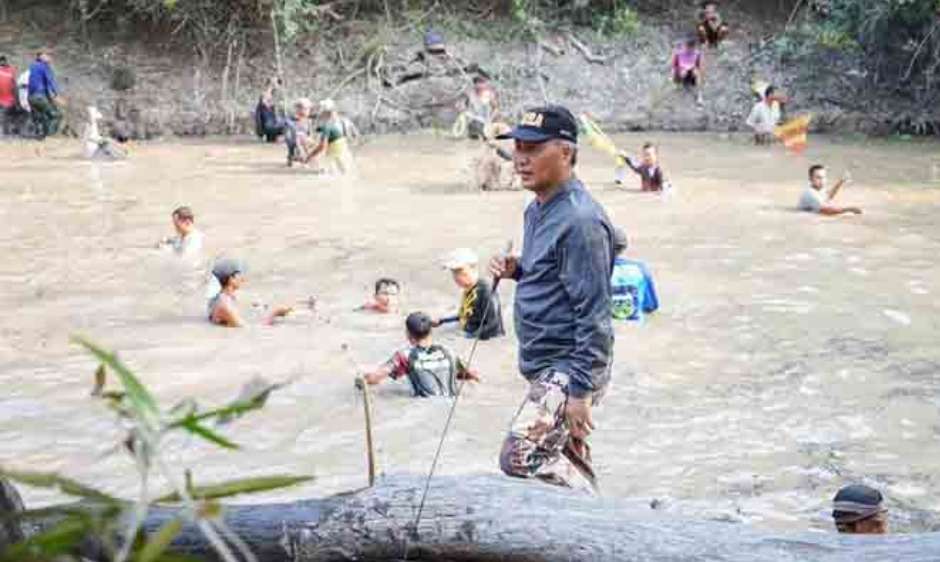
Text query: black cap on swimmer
612 227 628 255
405 312 433 340
211 258 245 288
832 484 886 525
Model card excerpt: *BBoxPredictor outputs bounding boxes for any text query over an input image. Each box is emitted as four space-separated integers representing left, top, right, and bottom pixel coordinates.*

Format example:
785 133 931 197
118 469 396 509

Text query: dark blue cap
497 105 579 143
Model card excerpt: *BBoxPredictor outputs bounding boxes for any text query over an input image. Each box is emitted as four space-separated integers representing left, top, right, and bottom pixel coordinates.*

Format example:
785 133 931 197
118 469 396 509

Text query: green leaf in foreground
0 514 93 562
72 335 161 429
137 517 183 562
155 474 313 503
177 419 239 450
0 468 118 503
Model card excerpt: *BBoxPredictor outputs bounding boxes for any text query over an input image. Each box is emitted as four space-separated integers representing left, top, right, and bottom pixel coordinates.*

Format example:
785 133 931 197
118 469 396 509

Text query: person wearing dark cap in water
832 484 888 535
489 105 616 491
207 258 292 327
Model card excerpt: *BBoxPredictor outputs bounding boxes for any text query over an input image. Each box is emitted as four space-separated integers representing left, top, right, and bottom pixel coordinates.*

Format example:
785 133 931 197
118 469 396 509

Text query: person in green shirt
307 98 354 174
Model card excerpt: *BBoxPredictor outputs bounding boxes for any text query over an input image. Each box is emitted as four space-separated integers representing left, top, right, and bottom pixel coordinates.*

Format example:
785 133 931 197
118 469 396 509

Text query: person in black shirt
434 248 505 340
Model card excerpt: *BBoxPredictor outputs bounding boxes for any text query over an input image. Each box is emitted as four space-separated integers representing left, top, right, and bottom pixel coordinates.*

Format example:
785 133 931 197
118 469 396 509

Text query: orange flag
775 114 812 154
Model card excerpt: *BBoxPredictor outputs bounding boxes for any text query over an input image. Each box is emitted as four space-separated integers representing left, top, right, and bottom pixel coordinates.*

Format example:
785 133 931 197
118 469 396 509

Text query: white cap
87 106 103 121
320 98 336 112
442 248 478 270
295 97 314 110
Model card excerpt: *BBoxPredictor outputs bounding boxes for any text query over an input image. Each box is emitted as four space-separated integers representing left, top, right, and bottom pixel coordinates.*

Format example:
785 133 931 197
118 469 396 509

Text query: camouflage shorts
498 370 605 493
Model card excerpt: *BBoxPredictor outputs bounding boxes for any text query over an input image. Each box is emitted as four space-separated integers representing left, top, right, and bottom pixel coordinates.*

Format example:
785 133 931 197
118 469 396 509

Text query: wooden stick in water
345 344 376 488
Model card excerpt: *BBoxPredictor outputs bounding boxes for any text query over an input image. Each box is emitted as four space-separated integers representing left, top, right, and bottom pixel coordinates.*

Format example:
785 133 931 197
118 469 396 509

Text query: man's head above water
832 484 888 535
496 105 579 195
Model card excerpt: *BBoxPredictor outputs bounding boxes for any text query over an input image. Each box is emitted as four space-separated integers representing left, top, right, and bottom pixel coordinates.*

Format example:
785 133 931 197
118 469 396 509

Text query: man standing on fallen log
490 106 616 491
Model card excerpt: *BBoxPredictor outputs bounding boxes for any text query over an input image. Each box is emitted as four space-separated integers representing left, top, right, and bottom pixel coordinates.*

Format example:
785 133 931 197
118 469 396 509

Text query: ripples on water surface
0 133 938 533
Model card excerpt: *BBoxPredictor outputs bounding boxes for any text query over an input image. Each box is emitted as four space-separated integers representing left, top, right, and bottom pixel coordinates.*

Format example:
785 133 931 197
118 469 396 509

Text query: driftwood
6 474 940 561
566 33 608 65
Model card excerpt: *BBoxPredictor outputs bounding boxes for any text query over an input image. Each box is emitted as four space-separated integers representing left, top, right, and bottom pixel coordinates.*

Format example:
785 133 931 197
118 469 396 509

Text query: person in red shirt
0 56 18 135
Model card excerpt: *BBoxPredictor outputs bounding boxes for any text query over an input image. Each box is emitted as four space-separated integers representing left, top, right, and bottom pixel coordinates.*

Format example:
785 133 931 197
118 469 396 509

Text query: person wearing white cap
82 106 126 160
433 248 504 340
303 98 354 174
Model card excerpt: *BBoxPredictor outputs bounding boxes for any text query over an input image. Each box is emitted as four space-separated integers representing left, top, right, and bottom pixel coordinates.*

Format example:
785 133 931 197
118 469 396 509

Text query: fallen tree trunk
7 474 940 561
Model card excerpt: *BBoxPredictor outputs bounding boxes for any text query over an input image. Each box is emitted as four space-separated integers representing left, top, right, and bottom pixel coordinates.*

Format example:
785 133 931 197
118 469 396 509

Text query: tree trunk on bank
5 474 940 561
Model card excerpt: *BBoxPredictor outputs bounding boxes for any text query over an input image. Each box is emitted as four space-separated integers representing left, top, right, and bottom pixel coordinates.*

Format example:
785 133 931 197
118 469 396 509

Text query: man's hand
459 367 482 383
489 254 519 281
565 398 594 440
841 170 853 184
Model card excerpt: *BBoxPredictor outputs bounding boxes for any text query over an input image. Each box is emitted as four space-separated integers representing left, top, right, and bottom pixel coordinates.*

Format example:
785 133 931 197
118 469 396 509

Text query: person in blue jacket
610 228 659 322
27 49 62 139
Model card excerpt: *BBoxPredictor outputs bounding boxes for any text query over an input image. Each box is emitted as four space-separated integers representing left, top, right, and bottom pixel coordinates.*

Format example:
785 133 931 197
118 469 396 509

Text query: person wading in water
489 105 616 492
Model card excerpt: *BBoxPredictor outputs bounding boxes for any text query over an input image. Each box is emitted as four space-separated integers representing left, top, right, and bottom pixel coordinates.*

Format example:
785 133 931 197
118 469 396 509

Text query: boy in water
616 142 672 193
697 1 730 48
610 228 659 322
433 248 504 340
832 484 888 534
798 165 862 216
207 258 292 327
358 278 401 314
671 37 704 104
363 312 480 397
158 206 204 257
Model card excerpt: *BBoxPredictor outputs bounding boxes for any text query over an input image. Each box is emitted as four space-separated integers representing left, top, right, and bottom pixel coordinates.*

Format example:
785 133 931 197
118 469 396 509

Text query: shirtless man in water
207 258 292 327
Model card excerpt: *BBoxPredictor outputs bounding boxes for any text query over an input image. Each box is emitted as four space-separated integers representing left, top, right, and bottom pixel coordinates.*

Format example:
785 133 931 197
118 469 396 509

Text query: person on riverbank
357 278 401 314
460 75 498 140
433 248 504 340
615 142 672 193
476 128 518 190
832 484 888 534
285 97 314 167
158 206 204 257
671 37 704 105
27 50 62 139
305 99 354 174
798 165 862 216
254 83 285 143
363 311 480 397
0 56 17 136
491 106 616 491
697 1 730 48
746 85 781 145
207 258 292 327
82 106 126 160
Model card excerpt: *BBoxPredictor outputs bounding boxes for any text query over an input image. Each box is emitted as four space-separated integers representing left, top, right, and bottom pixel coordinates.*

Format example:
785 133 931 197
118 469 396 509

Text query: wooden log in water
7 474 940 561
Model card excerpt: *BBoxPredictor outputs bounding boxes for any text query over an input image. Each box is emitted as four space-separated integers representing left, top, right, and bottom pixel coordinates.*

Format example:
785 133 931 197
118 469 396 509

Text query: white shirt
797 185 826 213
746 101 781 135
171 229 204 257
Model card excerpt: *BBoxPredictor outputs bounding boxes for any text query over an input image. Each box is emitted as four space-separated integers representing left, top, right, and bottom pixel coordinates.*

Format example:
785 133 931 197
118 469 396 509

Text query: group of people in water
7 0 877 536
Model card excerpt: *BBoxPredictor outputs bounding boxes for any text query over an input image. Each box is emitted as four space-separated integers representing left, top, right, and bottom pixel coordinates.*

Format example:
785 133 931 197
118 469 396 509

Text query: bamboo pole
355 377 377 488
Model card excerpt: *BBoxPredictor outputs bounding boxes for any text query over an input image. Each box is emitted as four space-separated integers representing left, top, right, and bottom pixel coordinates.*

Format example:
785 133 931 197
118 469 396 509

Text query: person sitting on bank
304 99 354 174
158 206 205 257
27 49 62 140
461 75 498 140
254 81 285 143
832 484 888 534
285 97 315 167
82 106 127 160
357 278 401 314
745 85 782 145
207 258 292 327
434 248 504 340
697 1 730 47
798 165 862 216
363 311 480 397
671 37 704 104
615 142 672 192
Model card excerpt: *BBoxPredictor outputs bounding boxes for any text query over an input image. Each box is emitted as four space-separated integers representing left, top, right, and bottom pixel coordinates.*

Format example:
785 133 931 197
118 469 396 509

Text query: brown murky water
1 132 939 534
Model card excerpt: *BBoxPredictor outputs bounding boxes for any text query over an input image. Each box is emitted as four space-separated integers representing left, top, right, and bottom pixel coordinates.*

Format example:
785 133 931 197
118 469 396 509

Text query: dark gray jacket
512 177 615 398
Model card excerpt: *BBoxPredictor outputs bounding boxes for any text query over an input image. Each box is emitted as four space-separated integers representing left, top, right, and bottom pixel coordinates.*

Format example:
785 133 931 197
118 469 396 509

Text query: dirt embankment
0 6 922 139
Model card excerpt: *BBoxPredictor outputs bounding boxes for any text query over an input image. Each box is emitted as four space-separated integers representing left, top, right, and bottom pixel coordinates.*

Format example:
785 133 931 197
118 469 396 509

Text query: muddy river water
1 132 939 534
